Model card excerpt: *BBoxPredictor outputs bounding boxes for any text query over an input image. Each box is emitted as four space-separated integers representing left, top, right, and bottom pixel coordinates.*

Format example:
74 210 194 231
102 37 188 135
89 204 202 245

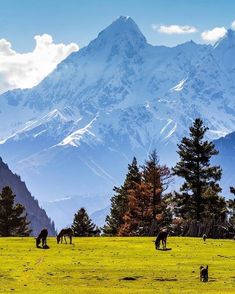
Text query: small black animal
155 229 168 250
57 228 73 244
36 228 48 248
200 265 208 282
202 234 207 242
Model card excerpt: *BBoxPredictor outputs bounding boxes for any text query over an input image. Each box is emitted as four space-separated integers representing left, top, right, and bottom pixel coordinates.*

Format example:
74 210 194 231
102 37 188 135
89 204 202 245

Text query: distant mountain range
0 157 56 235
0 16 235 228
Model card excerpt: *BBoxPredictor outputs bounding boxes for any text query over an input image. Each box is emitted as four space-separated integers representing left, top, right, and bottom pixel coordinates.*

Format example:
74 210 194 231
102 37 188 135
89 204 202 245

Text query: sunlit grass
0 237 234 293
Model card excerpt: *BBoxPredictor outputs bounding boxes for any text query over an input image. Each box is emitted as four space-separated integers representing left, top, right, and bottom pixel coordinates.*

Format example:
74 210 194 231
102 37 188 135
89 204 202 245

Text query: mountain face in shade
0 157 56 236
0 17 235 227
214 132 235 196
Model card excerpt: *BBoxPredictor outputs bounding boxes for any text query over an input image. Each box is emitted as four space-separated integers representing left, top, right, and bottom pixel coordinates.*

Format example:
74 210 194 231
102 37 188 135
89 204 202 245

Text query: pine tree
141 150 172 235
119 151 172 236
118 181 153 236
172 118 225 222
72 207 97 236
0 186 31 236
103 157 141 235
142 150 171 221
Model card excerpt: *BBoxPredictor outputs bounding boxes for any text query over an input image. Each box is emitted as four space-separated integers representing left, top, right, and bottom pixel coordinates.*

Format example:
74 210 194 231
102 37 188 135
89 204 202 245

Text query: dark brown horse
36 228 48 248
155 229 168 250
57 228 73 244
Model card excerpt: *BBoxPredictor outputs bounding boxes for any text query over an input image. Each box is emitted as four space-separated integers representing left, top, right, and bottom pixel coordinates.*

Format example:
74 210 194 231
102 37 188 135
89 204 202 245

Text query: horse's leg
61 236 63 244
64 236 67 244
70 236 72 244
162 239 165 249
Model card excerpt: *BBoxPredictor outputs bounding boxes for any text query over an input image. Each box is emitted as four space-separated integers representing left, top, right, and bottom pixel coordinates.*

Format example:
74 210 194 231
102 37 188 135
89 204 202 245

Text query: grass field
0 237 234 293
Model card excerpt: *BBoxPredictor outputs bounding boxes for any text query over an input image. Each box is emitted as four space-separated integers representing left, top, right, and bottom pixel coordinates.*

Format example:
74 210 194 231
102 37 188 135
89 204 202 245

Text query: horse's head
155 238 160 249
56 235 60 244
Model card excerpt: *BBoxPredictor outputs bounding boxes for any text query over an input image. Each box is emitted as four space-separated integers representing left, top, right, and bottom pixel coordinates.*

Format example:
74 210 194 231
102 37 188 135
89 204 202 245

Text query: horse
155 229 168 250
57 228 73 244
36 228 48 248
202 234 207 242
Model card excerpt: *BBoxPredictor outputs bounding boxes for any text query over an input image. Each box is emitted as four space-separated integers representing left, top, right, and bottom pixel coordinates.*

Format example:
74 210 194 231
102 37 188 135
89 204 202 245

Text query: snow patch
171 79 187 92
58 115 98 147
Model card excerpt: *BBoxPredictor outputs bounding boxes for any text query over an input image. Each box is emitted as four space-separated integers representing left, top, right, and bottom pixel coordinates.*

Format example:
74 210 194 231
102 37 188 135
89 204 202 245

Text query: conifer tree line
103 118 235 238
0 118 234 238
0 185 100 236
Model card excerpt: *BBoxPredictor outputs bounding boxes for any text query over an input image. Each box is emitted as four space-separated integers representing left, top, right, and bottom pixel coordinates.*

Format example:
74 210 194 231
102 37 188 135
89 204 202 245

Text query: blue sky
1 0 235 52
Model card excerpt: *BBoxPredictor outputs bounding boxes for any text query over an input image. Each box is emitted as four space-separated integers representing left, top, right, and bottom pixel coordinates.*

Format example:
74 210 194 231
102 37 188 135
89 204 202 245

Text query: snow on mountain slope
0 16 234 227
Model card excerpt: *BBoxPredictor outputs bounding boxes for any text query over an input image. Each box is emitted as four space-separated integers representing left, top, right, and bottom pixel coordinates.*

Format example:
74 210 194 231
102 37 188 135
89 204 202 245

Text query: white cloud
153 24 197 34
0 34 79 94
231 20 235 30
201 27 227 43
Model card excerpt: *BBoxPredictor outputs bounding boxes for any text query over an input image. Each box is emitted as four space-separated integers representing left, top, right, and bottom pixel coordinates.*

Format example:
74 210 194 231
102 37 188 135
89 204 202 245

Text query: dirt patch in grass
155 277 178 282
217 255 235 259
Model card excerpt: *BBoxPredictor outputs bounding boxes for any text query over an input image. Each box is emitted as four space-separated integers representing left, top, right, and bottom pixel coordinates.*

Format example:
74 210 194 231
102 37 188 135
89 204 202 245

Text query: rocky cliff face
0 157 56 236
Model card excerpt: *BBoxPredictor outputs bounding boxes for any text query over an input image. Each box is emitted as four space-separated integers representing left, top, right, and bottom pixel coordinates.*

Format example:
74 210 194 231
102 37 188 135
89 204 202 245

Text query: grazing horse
155 229 168 250
36 228 48 248
57 228 73 244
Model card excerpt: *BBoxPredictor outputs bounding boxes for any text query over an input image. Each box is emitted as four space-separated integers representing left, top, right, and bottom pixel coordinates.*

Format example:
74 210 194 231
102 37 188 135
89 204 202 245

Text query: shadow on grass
120 276 142 281
156 248 172 251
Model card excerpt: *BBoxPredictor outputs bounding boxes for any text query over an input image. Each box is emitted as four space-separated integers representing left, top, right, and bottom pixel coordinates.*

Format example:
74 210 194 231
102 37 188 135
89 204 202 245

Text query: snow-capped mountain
0 16 235 227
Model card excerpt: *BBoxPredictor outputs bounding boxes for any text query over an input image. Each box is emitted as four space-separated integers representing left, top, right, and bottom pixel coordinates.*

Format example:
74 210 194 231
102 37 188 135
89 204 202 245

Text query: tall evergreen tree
0 186 31 236
142 150 171 219
118 181 153 236
72 207 97 236
103 157 141 235
172 118 225 221
119 151 172 236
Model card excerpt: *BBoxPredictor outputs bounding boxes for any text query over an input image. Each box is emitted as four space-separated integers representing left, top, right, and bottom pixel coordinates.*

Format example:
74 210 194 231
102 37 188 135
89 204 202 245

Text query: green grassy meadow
0 237 234 293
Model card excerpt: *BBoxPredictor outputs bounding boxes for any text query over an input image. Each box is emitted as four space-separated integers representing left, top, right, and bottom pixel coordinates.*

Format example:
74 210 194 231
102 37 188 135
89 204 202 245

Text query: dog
200 265 208 282
202 234 207 242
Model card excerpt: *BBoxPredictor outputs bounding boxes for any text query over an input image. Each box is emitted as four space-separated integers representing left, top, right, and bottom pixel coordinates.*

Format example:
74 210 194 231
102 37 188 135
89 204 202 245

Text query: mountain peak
214 28 235 49
95 15 147 47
